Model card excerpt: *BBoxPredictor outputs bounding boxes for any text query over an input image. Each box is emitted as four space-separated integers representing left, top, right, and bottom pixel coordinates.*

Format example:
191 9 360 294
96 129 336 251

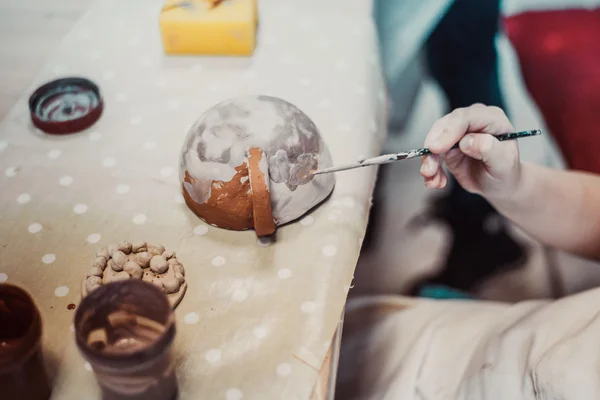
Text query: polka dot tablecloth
0 0 386 399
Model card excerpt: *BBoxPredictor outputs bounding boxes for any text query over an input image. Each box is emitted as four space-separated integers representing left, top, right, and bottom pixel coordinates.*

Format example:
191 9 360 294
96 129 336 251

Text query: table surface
0 1 385 398
0 0 95 119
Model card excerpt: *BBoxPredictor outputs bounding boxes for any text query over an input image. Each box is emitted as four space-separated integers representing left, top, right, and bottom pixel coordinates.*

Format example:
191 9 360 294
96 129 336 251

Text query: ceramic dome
179 95 335 236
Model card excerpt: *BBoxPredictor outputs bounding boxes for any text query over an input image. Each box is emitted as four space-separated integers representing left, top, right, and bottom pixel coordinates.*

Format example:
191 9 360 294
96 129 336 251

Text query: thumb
458 134 517 176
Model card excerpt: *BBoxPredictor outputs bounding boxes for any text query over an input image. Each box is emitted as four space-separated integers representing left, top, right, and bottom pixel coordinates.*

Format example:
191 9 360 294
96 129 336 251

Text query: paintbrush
311 129 542 175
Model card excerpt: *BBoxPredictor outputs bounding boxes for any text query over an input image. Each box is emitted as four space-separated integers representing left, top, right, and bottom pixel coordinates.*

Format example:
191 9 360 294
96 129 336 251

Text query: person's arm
421 104 600 261
490 163 600 260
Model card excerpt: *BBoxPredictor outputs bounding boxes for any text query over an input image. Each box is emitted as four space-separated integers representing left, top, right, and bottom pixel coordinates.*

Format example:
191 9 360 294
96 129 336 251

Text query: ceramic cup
74 280 177 400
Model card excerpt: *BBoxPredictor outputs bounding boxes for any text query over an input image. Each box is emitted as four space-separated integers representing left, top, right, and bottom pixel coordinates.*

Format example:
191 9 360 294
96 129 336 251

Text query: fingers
424 167 447 189
424 104 514 155
420 154 439 178
424 113 456 151
421 104 516 189
440 148 464 171
421 155 448 189
458 133 518 176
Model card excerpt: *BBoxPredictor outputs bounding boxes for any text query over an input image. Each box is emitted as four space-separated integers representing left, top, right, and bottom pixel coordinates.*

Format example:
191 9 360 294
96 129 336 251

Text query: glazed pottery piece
179 95 335 236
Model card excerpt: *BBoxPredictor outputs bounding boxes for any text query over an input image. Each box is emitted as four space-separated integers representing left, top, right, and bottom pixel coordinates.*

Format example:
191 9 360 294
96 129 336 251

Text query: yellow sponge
159 0 257 56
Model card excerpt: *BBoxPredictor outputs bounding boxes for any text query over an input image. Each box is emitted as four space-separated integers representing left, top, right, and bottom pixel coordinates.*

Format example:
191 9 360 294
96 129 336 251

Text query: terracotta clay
81 241 187 309
182 166 252 231
247 147 276 236
179 95 335 236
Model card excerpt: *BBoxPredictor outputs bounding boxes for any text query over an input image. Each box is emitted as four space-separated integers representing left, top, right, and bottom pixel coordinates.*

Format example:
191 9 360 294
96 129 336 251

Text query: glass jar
0 283 51 400
74 279 177 400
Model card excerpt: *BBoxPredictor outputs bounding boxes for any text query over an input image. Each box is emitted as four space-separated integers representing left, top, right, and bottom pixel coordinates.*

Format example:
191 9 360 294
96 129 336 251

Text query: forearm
488 163 600 260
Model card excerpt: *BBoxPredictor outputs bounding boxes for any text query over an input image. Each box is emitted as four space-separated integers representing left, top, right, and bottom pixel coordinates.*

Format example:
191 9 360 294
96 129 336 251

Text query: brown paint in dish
74 280 177 400
182 163 253 231
247 148 276 236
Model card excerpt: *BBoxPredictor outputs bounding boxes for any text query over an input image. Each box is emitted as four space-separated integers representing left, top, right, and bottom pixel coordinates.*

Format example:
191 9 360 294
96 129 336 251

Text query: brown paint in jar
0 283 51 400
74 280 178 400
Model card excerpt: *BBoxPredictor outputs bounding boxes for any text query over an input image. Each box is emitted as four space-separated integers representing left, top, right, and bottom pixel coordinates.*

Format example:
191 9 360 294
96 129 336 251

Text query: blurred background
356 0 600 302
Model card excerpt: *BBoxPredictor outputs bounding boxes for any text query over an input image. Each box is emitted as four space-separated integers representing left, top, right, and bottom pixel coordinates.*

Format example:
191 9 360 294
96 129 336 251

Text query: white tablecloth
0 0 386 398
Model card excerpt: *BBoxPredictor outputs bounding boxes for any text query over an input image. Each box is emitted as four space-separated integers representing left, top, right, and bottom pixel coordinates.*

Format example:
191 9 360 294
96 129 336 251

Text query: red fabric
504 9 600 173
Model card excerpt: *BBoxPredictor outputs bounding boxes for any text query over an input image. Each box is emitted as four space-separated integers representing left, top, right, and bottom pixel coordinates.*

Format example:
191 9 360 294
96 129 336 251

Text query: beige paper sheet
0 0 386 398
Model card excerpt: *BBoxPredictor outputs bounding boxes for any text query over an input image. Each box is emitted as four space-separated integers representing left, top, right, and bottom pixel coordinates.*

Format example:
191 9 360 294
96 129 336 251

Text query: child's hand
420 104 521 200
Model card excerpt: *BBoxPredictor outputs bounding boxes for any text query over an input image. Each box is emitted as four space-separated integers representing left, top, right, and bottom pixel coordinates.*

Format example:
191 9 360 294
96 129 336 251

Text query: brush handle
311 129 542 175
418 129 542 156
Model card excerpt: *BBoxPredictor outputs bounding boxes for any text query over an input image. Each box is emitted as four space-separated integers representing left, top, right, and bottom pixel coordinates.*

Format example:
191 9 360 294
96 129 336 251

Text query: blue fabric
373 0 453 84
418 284 474 300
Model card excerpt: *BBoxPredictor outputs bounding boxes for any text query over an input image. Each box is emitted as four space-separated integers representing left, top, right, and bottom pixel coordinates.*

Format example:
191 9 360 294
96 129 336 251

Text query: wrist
487 162 535 213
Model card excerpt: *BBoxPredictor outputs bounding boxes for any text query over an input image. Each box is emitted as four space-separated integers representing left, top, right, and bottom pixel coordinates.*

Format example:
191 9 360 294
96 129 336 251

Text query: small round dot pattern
0 4 381 396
